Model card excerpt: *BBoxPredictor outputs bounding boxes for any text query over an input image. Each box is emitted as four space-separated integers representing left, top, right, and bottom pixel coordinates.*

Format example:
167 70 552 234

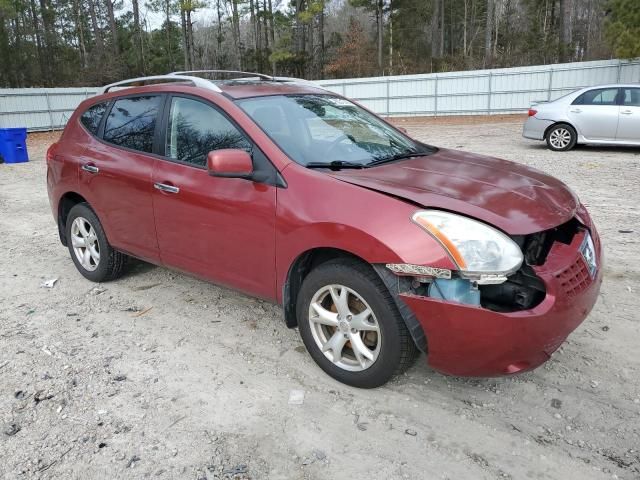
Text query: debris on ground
40 278 58 288
3 423 21 436
288 390 305 405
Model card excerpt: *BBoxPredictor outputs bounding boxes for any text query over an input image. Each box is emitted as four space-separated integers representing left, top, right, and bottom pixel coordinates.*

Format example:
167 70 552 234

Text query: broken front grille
555 255 593 298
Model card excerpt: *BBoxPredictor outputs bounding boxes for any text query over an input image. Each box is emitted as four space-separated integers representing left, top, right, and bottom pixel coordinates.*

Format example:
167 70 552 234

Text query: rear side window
80 102 108 135
103 95 162 153
573 88 619 106
622 88 640 107
165 97 251 167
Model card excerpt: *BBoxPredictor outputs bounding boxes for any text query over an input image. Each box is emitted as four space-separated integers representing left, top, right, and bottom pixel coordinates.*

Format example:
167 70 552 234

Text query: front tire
546 124 577 151
297 259 418 388
65 203 126 282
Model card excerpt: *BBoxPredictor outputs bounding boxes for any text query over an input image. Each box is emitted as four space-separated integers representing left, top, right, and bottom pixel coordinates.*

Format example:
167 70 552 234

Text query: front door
616 88 640 143
151 95 278 300
567 87 620 140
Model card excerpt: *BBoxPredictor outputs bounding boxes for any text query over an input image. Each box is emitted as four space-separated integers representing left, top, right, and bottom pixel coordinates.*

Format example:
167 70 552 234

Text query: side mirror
207 149 253 179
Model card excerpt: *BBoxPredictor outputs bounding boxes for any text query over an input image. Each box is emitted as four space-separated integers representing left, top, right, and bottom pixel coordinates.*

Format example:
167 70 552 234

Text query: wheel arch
57 191 89 246
282 247 428 353
544 121 577 140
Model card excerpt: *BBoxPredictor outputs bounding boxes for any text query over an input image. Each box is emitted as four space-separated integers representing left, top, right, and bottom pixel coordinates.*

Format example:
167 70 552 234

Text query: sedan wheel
309 284 381 371
297 259 418 388
546 124 577 151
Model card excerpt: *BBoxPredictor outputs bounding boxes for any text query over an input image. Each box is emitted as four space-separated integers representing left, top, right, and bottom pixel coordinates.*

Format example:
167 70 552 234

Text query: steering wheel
325 134 354 158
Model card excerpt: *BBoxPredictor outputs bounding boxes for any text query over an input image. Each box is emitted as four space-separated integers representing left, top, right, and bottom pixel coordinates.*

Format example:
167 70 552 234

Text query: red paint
207 149 253 176
401 228 603 377
330 148 579 235
47 81 602 377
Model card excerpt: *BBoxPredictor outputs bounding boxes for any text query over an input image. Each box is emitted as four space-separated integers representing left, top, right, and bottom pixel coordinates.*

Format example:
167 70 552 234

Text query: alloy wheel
549 127 572 149
70 216 100 271
308 284 381 371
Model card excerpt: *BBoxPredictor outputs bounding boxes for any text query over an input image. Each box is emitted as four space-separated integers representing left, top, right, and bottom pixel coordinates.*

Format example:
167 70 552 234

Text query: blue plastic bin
0 128 29 164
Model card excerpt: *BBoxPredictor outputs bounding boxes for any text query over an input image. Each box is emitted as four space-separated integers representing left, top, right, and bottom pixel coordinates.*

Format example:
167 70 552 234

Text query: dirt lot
1 118 639 480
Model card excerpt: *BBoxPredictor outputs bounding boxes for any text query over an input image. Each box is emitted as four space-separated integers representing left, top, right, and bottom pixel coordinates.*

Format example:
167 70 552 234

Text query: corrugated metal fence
0 87 100 131
316 58 640 117
1 58 638 131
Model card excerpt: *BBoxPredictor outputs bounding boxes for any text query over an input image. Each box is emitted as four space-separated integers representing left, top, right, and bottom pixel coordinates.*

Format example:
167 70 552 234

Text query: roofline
101 72 332 96
102 74 222 93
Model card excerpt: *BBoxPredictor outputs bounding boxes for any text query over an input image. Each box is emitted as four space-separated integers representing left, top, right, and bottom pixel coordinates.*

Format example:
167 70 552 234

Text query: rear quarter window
80 102 108 135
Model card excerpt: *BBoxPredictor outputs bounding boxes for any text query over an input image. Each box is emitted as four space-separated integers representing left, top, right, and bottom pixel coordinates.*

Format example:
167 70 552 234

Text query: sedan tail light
528 109 538 117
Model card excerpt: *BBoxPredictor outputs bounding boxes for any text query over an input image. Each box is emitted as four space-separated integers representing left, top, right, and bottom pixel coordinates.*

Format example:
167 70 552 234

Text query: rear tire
65 203 126 282
297 259 418 388
546 124 577 151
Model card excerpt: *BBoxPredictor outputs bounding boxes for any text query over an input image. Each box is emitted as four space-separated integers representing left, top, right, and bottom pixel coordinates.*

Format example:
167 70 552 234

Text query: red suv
47 71 602 388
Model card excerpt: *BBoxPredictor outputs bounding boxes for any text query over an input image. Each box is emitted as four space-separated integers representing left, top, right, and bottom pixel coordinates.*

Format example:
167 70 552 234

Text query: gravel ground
1 119 639 480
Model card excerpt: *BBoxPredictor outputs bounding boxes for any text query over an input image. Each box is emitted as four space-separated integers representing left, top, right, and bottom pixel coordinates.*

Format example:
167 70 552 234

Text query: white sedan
523 84 640 151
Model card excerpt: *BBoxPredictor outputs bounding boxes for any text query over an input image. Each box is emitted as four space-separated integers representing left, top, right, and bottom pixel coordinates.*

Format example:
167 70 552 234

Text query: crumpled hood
330 148 578 235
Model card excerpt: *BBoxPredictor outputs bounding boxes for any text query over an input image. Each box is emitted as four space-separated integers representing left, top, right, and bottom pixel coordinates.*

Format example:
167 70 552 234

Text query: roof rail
170 70 274 81
274 76 331 92
102 74 222 93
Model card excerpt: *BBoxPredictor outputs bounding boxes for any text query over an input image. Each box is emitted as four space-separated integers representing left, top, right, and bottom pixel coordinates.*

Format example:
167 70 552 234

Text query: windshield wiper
367 151 426 167
305 161 366 170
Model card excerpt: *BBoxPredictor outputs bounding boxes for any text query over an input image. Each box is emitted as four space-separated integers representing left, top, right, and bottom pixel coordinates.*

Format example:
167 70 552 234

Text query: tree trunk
180 6 189 69
439 0 444 57
166 0 174 70
558 0 572 62
132 0 143 74
73 0 88 70
268 0 275 74
389 2 393 75
430 0 440 60
376 0 383 74
216 0 223 68
318 1 325 79
186 8 195 69
230 0 242 69
249 0 257 70
29 0 46 81
484 0 493 67
104 0 119 55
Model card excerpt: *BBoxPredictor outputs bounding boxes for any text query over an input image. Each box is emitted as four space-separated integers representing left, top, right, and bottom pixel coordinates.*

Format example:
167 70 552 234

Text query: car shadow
522 142 640 154
121 257 158 278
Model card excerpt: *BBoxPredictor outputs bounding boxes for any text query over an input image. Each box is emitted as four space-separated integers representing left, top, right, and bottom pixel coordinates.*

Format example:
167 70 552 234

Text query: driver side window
165 97 251 167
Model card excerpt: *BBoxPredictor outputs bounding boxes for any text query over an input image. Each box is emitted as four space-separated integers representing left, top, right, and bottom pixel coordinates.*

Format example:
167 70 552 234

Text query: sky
119 0 290 31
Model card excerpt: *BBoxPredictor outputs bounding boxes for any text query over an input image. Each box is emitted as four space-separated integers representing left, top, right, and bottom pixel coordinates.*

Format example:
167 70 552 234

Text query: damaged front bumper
395 227 603 377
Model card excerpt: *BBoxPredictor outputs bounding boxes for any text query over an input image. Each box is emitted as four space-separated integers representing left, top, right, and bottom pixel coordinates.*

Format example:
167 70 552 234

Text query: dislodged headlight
412 210 523 279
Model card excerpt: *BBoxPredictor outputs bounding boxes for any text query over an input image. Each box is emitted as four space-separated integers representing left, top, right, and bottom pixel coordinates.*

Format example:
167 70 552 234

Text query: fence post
547 68 554 101
617 61 622 82
434 75 438 117
487 72 492 115
44 91 54 131
386 78 390 116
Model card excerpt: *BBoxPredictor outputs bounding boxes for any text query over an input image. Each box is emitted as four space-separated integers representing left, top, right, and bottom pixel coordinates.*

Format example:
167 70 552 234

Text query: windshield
237 94 434 167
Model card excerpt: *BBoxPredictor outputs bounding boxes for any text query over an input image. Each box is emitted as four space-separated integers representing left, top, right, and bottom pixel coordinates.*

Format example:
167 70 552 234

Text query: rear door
567 87 620 140
151 94 278 299
78 94 163 262
616 88 640 143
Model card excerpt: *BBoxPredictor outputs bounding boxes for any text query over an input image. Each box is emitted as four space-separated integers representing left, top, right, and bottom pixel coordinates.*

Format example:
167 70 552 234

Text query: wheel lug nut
350 328 357 333
347 315 352 321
